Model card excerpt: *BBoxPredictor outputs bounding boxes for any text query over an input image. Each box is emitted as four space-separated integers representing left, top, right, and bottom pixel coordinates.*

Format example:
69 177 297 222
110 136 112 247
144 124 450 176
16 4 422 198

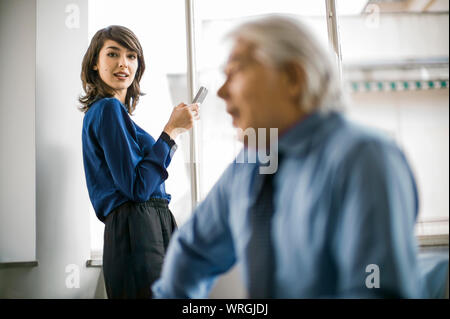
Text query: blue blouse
82 97 177 222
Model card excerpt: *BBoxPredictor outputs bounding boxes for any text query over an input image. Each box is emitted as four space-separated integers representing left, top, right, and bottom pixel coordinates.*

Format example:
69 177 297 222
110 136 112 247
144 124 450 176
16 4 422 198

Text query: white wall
0 0 36 263
0 0 104 298
339 13 449 63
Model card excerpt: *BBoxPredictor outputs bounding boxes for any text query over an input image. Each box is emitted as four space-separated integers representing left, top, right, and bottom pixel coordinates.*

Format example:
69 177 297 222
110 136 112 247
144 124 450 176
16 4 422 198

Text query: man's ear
282 61 306 102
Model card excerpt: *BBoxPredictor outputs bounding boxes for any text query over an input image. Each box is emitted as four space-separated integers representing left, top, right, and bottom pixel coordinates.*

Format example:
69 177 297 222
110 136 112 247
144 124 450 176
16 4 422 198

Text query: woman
79 25 198 298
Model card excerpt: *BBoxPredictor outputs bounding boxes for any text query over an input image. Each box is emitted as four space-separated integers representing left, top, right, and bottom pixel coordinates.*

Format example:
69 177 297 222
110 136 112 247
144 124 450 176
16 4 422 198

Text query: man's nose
217 81 228 100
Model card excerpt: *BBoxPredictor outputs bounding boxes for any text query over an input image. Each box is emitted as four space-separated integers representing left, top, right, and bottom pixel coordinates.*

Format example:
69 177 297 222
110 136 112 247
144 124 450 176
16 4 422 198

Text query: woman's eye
107 52 117 57
128 55 137 60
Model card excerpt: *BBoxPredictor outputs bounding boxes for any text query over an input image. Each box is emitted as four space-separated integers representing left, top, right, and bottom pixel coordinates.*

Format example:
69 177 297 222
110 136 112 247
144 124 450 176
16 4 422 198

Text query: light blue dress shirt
152 110 422 298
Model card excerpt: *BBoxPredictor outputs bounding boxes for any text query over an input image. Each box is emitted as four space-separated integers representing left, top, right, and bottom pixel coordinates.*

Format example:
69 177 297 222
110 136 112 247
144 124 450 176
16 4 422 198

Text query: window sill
0 261 39 269
84 236 448 269
86 259 102 268
418 234 449 247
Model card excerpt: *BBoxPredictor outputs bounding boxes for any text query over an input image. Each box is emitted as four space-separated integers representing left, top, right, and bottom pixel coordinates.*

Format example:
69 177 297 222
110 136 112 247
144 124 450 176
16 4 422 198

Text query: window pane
193 0 330 199
336 0 449 236
87 0 191 254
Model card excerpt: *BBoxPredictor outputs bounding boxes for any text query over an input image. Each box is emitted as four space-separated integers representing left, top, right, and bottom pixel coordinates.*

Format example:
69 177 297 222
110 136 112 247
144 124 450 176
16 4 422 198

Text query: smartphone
192 86 208 104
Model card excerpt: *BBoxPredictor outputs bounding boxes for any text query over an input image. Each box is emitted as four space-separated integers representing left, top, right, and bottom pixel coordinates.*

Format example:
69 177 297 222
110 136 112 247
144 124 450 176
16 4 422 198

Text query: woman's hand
164 102 200 140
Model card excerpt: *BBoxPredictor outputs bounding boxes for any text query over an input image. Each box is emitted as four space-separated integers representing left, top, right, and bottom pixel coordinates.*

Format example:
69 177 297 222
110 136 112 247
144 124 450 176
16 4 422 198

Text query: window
336 0 449 237
192 0 330 199
87 0 191 258
87 0 448 259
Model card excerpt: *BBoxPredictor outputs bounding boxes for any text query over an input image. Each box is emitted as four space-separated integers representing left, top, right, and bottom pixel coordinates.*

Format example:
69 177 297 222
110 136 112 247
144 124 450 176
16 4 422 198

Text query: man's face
217 39 293 134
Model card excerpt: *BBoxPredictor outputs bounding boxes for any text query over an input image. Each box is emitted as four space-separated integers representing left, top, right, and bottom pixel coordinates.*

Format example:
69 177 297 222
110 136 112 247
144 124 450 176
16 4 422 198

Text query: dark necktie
246 157 282 298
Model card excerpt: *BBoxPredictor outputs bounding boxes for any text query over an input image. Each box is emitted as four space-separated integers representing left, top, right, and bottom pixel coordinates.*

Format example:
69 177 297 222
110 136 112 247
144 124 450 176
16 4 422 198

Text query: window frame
88 0 448 263
186 0 448 243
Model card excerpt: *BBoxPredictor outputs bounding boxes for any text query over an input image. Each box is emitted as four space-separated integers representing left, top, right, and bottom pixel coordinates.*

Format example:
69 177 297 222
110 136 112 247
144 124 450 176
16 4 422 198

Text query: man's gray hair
228 15 346 113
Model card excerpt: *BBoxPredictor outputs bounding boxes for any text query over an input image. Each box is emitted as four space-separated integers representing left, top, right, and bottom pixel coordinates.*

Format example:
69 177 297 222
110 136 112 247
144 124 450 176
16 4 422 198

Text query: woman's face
93 39 138 99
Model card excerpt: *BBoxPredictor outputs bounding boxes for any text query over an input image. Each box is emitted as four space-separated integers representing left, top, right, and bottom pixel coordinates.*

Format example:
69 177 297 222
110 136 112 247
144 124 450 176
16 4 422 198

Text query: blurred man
152 16 422 298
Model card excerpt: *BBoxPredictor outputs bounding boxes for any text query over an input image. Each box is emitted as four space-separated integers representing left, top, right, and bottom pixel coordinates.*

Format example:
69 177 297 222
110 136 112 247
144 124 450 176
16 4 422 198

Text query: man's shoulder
329 114 400 159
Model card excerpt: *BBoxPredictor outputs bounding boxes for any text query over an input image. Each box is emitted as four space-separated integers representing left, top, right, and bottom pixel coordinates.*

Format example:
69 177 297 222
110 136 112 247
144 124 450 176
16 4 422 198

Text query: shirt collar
278 110 342 157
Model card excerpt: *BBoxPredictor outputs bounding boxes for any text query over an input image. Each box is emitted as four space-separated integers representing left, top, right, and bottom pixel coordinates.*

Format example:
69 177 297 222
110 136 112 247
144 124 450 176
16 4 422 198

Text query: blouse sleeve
96 99 175 202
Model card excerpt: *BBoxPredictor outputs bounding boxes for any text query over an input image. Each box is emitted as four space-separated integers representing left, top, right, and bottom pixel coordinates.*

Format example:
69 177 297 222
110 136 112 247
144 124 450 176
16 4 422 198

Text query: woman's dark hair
78 25 145 114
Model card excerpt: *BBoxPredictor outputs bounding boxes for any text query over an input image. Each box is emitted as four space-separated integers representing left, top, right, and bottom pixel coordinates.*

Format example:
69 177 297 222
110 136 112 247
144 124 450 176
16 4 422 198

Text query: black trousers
103 198 177 299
